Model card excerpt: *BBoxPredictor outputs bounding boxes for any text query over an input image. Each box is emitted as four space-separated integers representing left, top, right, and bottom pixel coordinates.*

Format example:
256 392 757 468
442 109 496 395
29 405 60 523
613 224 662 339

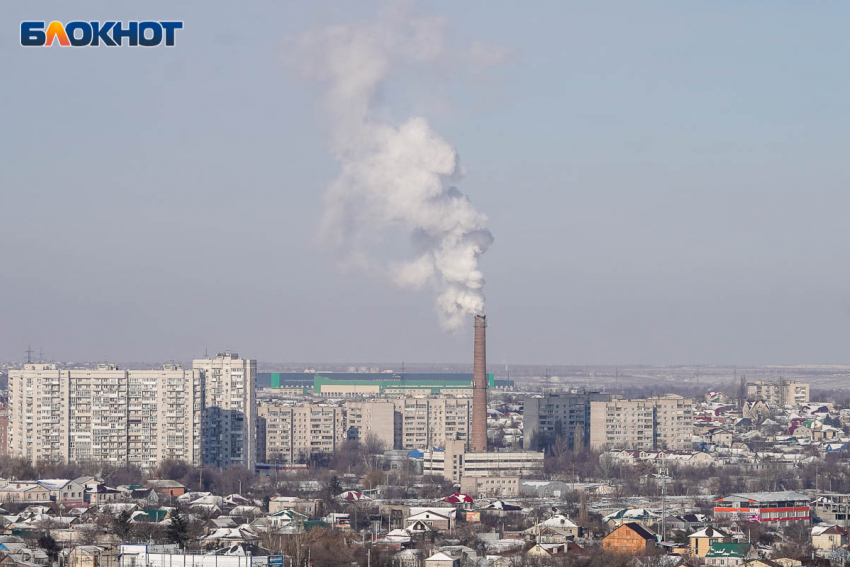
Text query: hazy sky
2 1 849 366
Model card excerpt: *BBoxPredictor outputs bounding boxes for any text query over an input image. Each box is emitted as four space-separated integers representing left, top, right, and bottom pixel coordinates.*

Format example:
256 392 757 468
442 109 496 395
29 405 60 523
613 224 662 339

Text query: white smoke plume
292 7 495 331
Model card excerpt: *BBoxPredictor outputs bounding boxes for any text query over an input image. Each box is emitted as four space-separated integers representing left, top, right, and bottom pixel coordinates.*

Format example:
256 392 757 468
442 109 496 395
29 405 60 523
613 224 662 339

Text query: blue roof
407 449 424 459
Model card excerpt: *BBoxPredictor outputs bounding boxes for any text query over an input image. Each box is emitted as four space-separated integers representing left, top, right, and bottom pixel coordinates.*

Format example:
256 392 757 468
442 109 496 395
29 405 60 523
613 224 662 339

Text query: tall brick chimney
470 314 488 453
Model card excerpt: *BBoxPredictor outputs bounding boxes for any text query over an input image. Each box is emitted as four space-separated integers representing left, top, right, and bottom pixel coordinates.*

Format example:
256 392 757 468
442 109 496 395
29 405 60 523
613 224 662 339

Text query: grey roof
717 491 809 503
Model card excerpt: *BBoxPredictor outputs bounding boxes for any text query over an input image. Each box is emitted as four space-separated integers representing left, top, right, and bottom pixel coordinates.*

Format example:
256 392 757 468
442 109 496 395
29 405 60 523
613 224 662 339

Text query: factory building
257 372 512 397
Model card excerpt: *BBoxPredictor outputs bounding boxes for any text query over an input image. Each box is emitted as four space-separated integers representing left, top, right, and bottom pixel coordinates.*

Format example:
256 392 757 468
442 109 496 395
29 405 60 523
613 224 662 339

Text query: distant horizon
5 357 850 370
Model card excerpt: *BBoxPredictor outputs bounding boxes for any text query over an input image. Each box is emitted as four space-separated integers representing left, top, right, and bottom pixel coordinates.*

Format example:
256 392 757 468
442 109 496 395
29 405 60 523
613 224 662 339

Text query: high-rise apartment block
523 391 612 451
8 352 254 470
257 401 345 464
344 400 398 450
589 395 693 451
393 397 473 450
9 362 204 469
193 352 257 469
255 396 477 463
747 380 809 407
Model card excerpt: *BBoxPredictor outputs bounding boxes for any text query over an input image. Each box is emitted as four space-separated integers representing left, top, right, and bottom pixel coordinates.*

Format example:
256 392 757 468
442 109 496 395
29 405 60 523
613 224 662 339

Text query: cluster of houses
694 394 849 465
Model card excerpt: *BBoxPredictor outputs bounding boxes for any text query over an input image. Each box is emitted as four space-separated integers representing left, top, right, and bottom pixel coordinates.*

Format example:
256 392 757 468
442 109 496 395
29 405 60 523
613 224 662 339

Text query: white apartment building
747 380 810 407
257 401 345 464
344 400 397 450
421 440 544 483
9 363 203 469
393 397 472 450
193 352 257 469
589 395 694 451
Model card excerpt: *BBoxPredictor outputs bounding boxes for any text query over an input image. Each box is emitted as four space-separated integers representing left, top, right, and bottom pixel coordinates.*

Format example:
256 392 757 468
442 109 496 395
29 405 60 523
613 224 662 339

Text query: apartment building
193 352 257 468
257 401 345 464
747 380 809 407
589 395 694 451
344 401 398 450
523 391 612 451
393 397 473 450
0 406 9 457
8 363 204 469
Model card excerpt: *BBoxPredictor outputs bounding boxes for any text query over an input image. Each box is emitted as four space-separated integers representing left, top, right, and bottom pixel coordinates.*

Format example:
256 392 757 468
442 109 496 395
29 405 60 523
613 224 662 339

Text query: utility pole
661 477 666 542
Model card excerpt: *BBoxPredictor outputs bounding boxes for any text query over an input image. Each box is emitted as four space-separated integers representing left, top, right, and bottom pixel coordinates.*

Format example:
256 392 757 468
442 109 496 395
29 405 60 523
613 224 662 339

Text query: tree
37 532 60 562
166 509 190 547
363 469 386 490
596 452 617 480
363 433 387 456
114 509 134 541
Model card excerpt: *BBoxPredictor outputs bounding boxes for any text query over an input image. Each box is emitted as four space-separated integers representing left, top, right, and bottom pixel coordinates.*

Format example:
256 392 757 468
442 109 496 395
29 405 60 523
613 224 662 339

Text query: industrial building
714 491 810 524
421 440 544 483
257 372 512 397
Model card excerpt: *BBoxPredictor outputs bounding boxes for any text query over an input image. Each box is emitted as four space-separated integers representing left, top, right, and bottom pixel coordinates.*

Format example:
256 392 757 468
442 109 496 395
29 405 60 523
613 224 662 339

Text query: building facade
344 400 397 449
589 395 693 451
523 391 612 451
421 440 544 483
257 401 345 464
714 492 810 524
193 352 257 468
746 380 809 406
8 363 204 469
393 397 473 450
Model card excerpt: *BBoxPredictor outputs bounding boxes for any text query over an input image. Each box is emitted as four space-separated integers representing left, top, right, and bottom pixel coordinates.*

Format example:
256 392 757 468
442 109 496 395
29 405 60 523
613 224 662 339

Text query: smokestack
471 314 488 452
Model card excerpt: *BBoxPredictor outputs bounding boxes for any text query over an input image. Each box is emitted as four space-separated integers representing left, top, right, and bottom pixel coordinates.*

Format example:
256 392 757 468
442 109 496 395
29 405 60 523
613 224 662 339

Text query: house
0 483 51 503
65 546 117 567
146 480 186 497
666 514 711 531
704 542 757 566
743 401 771 423
523 515 580 542
85 485 121 505
199 527 260 548
689 526 731 557
38 479 87 506
603 508 659 529
812 524 848 550
130 510 169 523
117 486 159 506
602 522 657 555
393 550 423 567
526 542 583 558
268 497 321 517
406 510 452 532
424 552 459 567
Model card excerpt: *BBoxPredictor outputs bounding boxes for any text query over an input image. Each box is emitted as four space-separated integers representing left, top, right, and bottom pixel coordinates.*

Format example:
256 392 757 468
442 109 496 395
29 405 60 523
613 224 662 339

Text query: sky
1 1 849 367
